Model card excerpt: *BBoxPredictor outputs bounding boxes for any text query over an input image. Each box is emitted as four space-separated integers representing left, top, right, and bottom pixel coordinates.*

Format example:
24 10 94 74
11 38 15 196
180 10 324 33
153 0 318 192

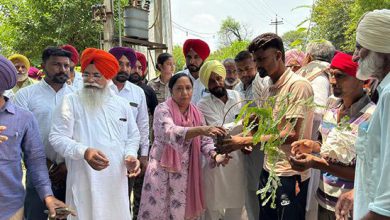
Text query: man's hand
139 156 149 175
291 139 321 155
335 190 354 220
125 156 141 178
0 126 8 144
216 135 252 154
49 163 67 186
288 153 326 172
44 196 76 219
84 148 109 171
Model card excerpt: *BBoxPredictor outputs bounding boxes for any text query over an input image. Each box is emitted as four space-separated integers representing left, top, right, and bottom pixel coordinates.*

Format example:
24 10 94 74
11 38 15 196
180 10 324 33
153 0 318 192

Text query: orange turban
183 39 210 61
80 48 119 80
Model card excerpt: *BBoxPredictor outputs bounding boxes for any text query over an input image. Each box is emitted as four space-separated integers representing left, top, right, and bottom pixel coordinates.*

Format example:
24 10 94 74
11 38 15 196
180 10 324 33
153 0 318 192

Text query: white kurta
49 91 140 220
109 80 150 156
197 90 246 210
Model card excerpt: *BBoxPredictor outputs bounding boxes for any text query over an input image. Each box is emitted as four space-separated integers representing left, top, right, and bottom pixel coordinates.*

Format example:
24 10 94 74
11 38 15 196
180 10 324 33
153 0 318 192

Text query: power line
172 20 216 35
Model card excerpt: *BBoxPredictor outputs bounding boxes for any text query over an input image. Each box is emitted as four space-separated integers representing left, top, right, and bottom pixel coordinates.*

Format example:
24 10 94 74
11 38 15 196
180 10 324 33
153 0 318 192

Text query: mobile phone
44 207 73 216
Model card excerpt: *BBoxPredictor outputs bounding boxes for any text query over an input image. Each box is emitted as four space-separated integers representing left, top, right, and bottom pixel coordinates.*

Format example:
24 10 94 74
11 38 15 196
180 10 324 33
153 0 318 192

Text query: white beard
17 73 28 82
357 51 384 80
80 83 109 111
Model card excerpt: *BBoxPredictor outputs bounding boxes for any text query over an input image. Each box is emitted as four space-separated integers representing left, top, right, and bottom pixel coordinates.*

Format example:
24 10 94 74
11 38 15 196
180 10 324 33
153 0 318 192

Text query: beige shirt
12 77 36 94
147 76 170 104
265 68 314 180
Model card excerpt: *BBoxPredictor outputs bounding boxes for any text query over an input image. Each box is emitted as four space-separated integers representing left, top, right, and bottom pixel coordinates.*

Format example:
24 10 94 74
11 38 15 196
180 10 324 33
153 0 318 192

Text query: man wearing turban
49 48 141 220
61 44 83 90
13 47 75 220
198 60 246 220
177 38 211 104
289 52 376 220
0 54 74 220
337 9 390 220
9 53 37 93
108 47 150 217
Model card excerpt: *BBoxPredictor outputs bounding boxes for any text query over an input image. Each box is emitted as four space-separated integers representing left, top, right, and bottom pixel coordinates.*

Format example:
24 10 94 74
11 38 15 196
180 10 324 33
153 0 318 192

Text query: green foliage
218 16 250 47
208 40 250 61
282 29 307 50
172 44 185 72
309 0 390 52
0 0 103 65
234 94 315 208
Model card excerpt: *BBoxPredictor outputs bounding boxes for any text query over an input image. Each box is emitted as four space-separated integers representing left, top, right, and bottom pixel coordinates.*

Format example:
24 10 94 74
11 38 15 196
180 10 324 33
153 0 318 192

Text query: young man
14 47 75 220
219 33 314 220
0 55 72 220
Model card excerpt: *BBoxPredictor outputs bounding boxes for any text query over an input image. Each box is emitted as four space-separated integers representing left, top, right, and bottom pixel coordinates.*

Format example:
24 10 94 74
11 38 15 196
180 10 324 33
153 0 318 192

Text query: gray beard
80 86 110 111
357 52 384 80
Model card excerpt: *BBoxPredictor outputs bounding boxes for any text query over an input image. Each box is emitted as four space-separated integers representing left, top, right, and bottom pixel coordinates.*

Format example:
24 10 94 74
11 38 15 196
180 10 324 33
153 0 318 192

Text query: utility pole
270 15 284 35
103 0 114 51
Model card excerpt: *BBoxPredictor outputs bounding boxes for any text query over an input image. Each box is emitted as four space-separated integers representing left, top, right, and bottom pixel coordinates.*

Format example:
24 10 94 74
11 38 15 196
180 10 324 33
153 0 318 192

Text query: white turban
199 60 226 89
356 9 390 53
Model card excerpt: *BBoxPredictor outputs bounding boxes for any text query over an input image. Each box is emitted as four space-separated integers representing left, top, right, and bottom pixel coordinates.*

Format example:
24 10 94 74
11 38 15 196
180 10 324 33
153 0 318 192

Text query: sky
171 0 313 51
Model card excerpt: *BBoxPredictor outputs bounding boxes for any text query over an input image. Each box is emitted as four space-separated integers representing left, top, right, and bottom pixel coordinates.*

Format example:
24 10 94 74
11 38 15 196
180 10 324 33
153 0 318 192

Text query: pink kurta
138 102 215 220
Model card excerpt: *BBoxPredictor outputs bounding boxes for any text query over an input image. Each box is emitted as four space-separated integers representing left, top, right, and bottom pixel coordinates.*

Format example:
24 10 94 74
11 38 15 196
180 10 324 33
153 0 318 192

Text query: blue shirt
354 72 390 219
0 98 53 220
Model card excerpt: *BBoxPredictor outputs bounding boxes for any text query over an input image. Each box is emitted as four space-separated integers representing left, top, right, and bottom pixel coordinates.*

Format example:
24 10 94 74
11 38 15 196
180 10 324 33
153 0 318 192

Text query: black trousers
259 170 309 220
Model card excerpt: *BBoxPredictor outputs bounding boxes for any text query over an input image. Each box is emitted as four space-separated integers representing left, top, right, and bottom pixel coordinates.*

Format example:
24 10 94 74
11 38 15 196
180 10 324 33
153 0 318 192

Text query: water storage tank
124 6 149 40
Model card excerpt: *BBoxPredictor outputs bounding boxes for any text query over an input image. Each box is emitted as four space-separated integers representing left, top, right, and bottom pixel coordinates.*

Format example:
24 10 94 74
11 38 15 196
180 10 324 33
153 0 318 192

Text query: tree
282 28 308 50
218 16 251 47
172 45 185 72
309 0 390 52
0 0 103 65
209 40 250 61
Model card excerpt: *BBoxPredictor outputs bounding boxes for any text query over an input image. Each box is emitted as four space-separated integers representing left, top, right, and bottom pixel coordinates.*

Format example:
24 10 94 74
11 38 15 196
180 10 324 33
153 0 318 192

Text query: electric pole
270 15 284 35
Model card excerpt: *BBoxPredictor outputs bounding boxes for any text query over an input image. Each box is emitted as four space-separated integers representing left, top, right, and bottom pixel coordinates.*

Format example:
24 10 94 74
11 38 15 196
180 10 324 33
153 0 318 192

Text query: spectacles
82 72 103 79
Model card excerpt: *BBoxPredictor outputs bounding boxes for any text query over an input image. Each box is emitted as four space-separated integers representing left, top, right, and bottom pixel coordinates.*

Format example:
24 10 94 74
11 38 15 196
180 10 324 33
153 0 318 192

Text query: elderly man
288 52 376 220
14 47 75 220
222 58 240 89
49 48 141 220
198 60 246 220
341 9 390 220
61 44 83 90
9 54 36 93
0 55 72 220
296 41 335 139
109 47 150 218
219 33 314 220
177 39 211 104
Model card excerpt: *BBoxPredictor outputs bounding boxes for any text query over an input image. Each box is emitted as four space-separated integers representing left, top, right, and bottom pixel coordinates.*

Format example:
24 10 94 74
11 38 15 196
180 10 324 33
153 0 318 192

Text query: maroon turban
135 52 147 76
61 44 79 65
109 47 137 68
330 52 358 78
183 39 210 61
81 48 119 80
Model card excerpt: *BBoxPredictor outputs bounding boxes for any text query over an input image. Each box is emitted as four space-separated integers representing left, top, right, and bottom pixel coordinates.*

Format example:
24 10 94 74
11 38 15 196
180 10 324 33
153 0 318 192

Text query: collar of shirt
108 80 134 93
39 79 69 93
377 72 390 95
347 94 372 118
151 76 166 85
0 97 15 114
270 68 295 91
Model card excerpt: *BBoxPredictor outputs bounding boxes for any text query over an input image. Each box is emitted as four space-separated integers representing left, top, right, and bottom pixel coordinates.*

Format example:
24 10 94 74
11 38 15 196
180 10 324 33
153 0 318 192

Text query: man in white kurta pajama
198 60 246 220
49 48 141 220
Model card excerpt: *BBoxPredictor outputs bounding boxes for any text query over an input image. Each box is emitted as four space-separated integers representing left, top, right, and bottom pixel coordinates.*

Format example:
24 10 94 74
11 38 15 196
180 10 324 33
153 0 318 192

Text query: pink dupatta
160 97 205 219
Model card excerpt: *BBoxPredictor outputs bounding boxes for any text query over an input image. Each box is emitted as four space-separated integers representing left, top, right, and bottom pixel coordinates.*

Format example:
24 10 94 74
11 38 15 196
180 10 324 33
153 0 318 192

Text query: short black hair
168 73 193 90
42 46 72 63
248 33 285 62
234 50 253 63
156 53 173 71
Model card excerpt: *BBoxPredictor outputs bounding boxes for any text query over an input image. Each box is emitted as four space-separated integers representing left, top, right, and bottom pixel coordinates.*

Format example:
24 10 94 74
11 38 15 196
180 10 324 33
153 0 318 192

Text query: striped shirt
316 94 376 211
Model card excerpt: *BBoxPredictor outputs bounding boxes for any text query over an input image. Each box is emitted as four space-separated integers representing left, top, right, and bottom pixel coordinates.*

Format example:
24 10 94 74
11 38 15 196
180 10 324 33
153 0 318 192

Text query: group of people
0 8 389 220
